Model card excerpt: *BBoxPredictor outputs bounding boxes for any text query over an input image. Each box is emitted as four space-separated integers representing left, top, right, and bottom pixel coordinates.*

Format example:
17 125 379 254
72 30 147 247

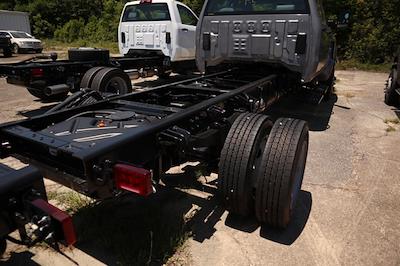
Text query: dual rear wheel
219 113 309 228
27 67 132 102
80 67 133 95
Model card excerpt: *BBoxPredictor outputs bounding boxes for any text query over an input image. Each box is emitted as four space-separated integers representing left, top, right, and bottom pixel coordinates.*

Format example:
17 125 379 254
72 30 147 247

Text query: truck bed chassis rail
0 69 281 198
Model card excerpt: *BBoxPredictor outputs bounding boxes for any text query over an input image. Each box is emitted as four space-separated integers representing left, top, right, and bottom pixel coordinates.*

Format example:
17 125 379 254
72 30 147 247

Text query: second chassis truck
0 0 339 253
0 48 165 101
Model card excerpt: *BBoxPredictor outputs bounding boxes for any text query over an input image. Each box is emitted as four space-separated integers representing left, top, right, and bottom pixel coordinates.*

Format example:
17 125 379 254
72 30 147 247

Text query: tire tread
255 118 309 228
219 113 272 215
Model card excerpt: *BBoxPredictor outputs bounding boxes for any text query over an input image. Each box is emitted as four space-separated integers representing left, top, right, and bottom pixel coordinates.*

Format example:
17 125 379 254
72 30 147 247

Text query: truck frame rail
0 69 280 197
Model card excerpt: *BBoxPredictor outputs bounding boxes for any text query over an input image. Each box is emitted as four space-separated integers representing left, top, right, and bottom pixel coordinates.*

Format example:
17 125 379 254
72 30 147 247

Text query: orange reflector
114 164 153 196
97 120 106 128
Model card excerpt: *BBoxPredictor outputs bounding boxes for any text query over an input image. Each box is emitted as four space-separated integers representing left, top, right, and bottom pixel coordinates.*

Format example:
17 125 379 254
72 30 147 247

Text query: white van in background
118 0 198 74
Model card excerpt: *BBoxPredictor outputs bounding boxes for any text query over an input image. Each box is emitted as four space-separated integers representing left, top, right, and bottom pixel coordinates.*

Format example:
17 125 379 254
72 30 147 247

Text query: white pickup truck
118 0 198 75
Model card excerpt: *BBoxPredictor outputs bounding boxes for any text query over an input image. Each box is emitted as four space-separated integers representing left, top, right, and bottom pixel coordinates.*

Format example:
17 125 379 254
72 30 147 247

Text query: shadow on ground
72 191 192 265
222 191 312 245
0 250 39 266
265 92 338 131
0 164 311 265
68 167 224 265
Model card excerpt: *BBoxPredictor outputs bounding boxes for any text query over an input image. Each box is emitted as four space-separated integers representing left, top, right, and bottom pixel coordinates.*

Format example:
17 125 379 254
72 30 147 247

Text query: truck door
175 3 198 60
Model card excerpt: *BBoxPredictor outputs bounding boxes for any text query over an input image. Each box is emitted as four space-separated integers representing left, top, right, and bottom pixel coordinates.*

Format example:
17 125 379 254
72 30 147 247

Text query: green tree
54 18 85 42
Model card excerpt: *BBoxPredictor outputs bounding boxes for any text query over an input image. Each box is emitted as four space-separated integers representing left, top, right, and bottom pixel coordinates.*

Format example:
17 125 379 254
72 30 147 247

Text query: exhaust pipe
44 84 70 96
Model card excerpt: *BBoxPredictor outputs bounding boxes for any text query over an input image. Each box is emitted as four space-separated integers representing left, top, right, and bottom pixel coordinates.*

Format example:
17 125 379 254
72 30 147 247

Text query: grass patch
386 125 396 132
49 191 93 214
47 190 58 201
384 118 400 124
384 118 399 133
337 59 392 73
42 39 120 55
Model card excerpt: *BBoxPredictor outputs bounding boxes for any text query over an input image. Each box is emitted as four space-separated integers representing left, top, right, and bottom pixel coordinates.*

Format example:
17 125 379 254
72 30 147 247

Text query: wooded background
1 0 399 63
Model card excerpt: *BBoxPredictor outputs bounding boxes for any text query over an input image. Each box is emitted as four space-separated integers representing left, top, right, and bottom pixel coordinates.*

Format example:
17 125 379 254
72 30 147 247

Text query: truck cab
196 0 336 84
119 0 198 65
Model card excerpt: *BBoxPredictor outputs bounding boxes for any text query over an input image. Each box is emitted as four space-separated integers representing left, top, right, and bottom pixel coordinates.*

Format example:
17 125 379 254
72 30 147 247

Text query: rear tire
255 118 309 228
384 68 399 106
218 113 273 216
80 67 106 89
90 67 132 95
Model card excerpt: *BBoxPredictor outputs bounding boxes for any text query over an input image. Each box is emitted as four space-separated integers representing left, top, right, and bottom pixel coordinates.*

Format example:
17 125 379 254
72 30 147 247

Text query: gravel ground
0 70 399 266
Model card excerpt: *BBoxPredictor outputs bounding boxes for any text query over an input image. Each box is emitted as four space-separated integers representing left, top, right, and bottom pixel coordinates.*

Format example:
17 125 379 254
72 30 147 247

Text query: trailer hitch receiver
30 199 77 246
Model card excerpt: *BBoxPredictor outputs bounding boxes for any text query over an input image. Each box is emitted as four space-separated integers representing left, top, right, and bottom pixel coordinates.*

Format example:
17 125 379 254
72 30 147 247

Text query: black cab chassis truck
0 0 338 254
0 48 168 101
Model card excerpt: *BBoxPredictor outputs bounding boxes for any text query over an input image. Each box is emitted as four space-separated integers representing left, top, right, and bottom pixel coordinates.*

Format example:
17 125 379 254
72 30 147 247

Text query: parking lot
0 65 399 265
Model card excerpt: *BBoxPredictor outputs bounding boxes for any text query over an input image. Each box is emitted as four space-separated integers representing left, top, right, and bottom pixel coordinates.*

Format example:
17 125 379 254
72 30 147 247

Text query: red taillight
140 0 152 3
114 164 153 196
31 199 77 246
31 68 44 78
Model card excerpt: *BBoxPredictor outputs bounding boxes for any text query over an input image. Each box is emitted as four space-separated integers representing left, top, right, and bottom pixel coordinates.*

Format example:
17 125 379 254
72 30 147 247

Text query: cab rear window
122 3 171 22
205 0 309 15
